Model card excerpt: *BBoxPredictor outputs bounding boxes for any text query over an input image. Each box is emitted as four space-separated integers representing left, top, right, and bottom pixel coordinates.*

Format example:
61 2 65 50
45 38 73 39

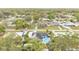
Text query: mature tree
0 34 12 50
73 13 79 21
0 11 4 18
47 11 55 20
24 32 30 43
0 24 5 33
0 33 22 51
47 34 79 51
31 12 40 22
15 19 29 29
25 15 32 21
22 39 46 51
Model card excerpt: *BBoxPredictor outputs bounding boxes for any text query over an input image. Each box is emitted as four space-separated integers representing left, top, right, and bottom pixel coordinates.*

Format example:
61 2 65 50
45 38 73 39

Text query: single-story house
61 22 75 26
74 22 79 26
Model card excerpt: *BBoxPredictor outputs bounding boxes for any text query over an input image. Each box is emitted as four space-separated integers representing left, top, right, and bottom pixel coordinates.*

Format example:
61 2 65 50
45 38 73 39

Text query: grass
71 26 79 30
46 25 60 30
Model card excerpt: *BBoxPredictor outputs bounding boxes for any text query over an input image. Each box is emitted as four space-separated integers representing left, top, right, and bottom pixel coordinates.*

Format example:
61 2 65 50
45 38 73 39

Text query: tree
73 13 79 21
47 34 79 51
15 19 29 29
31 12 40 22
24 32 30 43
0 24 5 32
22 39 46 51
0 11 4 18
25 15 32 22
0 33 22 51
47 11 55 20
48 14 55 20
0 24 5 36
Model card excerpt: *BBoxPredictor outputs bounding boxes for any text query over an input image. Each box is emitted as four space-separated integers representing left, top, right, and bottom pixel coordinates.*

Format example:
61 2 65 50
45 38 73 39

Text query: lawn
71 26 79 30
46 25 60 30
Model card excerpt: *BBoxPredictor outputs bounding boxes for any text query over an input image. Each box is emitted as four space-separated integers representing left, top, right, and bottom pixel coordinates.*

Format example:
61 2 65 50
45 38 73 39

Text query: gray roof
36 32 48 39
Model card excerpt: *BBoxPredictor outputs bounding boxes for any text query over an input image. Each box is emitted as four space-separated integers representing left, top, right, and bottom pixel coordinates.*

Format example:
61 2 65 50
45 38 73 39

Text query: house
16 15 26 18
61 22 75 26
46 20 61 26
74 22 79 26
16 30 27 37
54 31 71 36
3 16 16 29
41 18 50 21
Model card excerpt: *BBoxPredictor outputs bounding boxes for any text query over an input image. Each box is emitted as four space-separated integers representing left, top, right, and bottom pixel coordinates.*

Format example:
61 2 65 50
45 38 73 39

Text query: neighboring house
16 31 27 37
3 17 16 29
42 18 50 21
74 22 79 26
54 31 71 36
16 15 26 18
56 14 74 18
47 21 60 26
61 22 75 26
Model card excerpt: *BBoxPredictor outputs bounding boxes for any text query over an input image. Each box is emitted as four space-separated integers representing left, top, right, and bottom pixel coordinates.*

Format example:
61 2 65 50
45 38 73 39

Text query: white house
74 22 79 26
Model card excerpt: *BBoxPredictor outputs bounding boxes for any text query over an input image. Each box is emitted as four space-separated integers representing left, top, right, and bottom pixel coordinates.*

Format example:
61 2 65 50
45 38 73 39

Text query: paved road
5 29 79 32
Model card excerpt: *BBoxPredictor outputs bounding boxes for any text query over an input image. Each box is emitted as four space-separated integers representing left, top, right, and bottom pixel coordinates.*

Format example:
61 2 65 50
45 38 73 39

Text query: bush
22 39 46 51
0 24 5 32
0 34 22 51
15 19 29 29
47 34 79 51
